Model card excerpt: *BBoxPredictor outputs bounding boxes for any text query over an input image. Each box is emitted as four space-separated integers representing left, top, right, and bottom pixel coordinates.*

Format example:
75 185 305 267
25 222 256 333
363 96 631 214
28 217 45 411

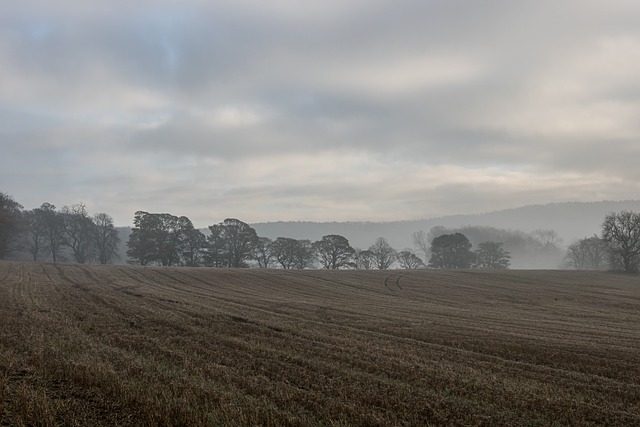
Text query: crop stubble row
0 261 639 426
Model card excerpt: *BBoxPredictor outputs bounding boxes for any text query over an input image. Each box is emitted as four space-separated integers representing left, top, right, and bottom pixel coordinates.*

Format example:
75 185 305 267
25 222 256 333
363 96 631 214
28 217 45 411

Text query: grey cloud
2 0 640 223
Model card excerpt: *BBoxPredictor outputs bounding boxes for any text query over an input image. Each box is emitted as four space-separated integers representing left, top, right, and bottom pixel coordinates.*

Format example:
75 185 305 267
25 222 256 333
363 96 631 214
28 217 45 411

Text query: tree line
124 211 517 270
0 191 509 270
126 211 367 269
3 191 640 272
0 193 119 264
565 211 640 273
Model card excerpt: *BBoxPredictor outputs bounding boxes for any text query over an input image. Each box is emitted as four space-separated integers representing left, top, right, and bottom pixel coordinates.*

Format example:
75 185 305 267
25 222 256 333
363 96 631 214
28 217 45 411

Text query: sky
2 1 640 227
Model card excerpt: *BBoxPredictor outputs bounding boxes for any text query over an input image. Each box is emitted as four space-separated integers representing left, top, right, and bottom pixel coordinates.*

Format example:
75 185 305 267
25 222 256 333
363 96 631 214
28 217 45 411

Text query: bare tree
61 204 96 264
532 229 562 251
270 238 314 269
252 237 274 268
354 249 375 270
271 237 299 269
473 241 510 269
23 208 50 261
40 203 64 262
412 230 431 262
565 236 608 270
93 213 120 264
369 237 396 270
602 211 640 273
397 250 424 269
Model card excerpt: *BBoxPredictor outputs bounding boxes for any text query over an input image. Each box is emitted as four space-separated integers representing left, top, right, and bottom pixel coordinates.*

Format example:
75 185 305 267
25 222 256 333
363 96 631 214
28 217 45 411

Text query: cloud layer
2 1 640 226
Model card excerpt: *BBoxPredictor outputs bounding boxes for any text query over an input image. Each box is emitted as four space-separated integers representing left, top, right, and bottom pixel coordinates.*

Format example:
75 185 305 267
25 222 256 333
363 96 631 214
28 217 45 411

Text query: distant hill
251 200 640 251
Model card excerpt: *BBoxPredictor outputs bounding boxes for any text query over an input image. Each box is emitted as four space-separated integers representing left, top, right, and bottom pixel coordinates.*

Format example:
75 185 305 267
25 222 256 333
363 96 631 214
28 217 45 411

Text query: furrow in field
2 262 640 426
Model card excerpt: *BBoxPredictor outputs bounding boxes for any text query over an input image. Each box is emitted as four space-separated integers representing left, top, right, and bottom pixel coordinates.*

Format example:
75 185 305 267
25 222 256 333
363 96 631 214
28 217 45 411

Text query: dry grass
0 261 639 426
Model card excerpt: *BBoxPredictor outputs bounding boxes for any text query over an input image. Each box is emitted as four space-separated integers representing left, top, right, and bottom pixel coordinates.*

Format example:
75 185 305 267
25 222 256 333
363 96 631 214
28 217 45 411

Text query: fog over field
252 200 640 250
2 1 640 226
3 4 640 421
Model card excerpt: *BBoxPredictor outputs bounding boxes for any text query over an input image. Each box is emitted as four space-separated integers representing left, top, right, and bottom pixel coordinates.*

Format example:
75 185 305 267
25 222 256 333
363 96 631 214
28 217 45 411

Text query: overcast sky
2 1 640 227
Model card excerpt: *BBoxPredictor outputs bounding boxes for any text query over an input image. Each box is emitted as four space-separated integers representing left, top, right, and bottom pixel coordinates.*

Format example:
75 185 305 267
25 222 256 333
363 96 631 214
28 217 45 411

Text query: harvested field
0 261 639 426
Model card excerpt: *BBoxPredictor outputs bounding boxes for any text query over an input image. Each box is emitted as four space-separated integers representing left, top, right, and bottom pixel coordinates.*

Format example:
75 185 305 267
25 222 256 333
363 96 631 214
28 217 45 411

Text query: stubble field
0 261 639 426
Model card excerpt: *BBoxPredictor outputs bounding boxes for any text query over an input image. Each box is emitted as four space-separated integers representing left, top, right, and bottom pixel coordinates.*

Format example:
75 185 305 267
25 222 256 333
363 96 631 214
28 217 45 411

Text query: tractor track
384 274 404 292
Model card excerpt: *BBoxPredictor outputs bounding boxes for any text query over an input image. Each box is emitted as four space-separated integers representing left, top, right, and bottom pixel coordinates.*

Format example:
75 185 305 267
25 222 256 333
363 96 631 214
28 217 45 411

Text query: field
0 262 639 426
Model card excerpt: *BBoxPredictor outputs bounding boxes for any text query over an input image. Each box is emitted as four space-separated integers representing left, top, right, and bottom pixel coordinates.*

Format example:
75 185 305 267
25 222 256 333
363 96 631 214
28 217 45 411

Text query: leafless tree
61 203 96 264
271 237 300 269
602 211 640 273
40 203 64 262
397 250 424 269
473 241 510 269
252 237 274 268
412 230 430 262
369 237 396 270
532 229 562 251
565 236 608 270
354 249 375 270
93 213 120 264
23 208 50 261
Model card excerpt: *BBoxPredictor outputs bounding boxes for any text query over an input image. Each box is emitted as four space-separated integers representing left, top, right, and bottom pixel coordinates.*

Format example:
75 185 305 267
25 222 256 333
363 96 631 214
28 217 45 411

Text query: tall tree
601 211 640 273
0 192 23 259
473 241 511 269
271 237 300 269
23 208 50 261
252 237 274 268
156 213 180 266
127 211 161 266
177 220 206 267
412 230 431 263
429 233 474 269
313 234 355 269
127 212 195 266
61 203 96 264
369 237 396 270
397 250 424 269
354 249 375 270
40 203 64 262
292 239 315 269
204 224 226 267
93 213 120 264
209 219 258 268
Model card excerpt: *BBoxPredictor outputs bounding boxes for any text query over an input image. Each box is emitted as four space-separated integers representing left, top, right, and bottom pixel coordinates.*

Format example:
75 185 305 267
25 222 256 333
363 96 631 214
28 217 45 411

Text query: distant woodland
2 192 640 272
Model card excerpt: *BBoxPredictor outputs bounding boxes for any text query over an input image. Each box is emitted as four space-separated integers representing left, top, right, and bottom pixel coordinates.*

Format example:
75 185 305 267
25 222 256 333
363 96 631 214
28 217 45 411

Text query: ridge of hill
251 200 640 250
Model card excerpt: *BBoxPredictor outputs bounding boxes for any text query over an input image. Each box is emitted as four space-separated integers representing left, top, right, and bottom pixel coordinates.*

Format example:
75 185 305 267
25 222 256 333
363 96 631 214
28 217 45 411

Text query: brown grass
0 261 639 426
